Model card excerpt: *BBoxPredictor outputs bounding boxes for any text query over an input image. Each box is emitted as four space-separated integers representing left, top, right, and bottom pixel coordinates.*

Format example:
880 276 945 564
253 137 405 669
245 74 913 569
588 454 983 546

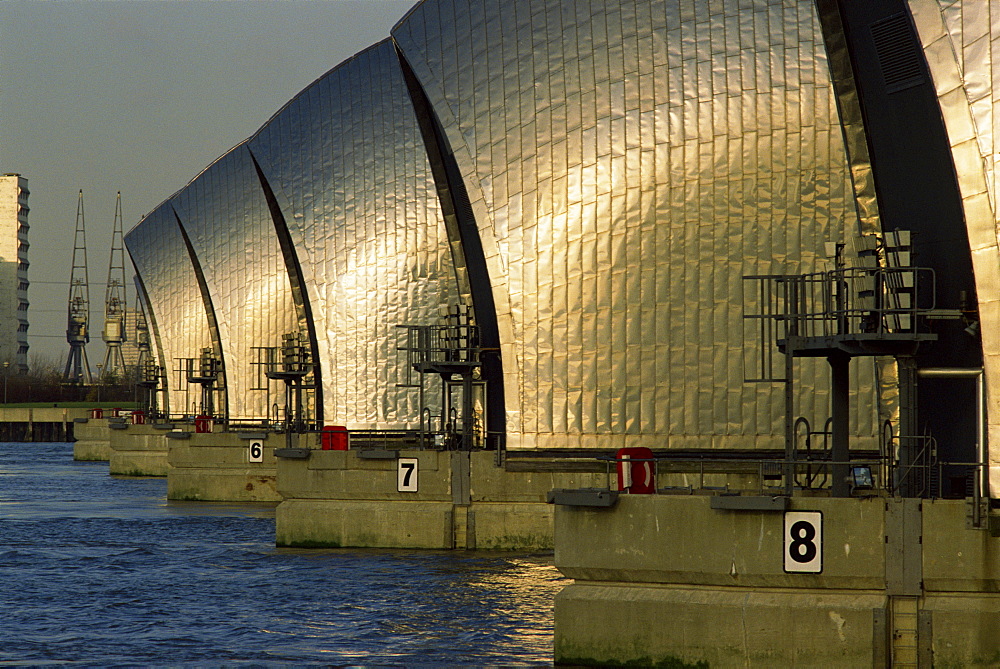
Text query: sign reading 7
398 458 418 492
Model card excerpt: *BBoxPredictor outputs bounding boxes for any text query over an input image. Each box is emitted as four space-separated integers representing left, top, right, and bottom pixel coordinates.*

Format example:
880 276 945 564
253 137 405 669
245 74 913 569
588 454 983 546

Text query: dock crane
63 190 91 385
100 192 127 378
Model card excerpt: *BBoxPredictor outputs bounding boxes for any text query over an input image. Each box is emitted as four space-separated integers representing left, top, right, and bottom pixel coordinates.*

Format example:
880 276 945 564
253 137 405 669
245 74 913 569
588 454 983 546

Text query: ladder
891 595 919 668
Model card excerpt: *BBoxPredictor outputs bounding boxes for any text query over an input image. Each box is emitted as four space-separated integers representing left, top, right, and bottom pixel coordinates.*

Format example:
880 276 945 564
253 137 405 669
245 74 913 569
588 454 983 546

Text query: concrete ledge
923 499 1000 592
168 469 280 502
553 495 1000 665
556 495 886 589
166 432 280 502
110 451 168 477
473 503 555 550
274 449 614 550
278 449 450 500
276 499 454 548
73 441 111 462
924 593 1000 666
109 424 168 476
73 418 112 462
555 582 885 667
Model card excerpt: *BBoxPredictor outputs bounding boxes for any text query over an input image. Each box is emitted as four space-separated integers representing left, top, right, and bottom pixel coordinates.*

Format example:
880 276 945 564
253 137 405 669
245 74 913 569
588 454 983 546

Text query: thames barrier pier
552 495 1000 667
275 448 606 550
83 0 1000 665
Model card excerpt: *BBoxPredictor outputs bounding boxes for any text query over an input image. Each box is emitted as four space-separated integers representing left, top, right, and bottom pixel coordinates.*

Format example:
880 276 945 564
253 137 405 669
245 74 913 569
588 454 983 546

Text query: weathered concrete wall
276 499 456 548
73 418 112 461
556 495 886 588
472 453 606 550
556 584 884 667
275 449 608 550
108 424 169 476
277 448 452 501
167 431 280 502
276 448 456 549
553 495 1000 667
921 500 1000 667
554 495 885 666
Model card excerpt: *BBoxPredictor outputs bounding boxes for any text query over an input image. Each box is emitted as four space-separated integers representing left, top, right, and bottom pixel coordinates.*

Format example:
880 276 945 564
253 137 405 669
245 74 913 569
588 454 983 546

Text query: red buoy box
131 410 146 425
194 415 213 433
616 447 656 494
321 425 348 450
90 408 103 419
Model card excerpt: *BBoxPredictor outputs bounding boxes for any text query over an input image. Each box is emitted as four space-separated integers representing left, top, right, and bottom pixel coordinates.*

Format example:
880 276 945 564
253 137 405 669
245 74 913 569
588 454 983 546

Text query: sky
0 0 415 367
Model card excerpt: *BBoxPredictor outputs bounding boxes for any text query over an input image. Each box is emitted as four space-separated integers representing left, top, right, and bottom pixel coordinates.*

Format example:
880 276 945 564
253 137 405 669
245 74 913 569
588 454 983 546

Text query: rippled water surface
0 442 564 666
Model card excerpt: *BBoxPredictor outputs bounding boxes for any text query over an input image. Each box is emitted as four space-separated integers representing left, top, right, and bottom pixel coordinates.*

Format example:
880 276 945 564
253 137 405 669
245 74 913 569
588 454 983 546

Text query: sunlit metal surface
171 144 298 421
125 205 215 416
248 39 461 428
393 0 879 449
908 0 1000 490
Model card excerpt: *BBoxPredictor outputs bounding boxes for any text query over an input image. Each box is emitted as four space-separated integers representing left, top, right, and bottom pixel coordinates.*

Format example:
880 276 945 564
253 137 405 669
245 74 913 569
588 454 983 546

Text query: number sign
397 458 418 492
248 440 264 463
784 511 822 573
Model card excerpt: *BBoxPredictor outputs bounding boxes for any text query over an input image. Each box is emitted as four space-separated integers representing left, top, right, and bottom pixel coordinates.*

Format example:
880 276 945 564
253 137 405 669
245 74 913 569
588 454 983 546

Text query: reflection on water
0 442 564 666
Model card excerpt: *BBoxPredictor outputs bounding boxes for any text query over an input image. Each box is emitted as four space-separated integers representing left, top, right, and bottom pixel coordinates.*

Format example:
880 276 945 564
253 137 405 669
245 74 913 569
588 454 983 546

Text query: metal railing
744 266 935 382
594 450 987 505
397 322 481 370
745 265 933 338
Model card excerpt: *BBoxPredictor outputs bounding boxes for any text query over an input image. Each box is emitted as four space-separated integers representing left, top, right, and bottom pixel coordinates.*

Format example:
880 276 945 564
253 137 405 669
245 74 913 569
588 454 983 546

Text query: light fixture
851 466 873 490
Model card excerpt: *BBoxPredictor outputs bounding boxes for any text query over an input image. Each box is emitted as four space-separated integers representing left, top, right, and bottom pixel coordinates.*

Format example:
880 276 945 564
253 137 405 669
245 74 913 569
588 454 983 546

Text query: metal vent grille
870 13 926 94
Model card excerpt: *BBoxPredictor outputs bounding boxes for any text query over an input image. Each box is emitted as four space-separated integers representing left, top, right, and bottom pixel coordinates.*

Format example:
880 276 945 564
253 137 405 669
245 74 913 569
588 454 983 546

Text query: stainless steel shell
393 0 878 449
908 0 1000 492
171 144 298 421
125 205 215 416
248 39 461 428
128 0 893 452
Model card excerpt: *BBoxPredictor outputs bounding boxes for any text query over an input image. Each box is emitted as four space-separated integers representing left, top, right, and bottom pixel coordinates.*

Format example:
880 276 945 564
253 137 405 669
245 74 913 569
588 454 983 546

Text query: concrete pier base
109 423 170 476
553 494 1000 667
275 449 605 550
73 417 112 461
167 431 280 502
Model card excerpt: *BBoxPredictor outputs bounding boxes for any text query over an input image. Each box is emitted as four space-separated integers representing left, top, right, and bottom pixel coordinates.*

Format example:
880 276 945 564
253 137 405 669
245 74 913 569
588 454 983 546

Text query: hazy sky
0 0 414 365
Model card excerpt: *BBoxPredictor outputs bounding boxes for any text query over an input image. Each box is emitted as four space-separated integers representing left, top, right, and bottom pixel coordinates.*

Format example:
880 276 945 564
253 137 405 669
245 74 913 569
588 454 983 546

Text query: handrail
593 451 985 501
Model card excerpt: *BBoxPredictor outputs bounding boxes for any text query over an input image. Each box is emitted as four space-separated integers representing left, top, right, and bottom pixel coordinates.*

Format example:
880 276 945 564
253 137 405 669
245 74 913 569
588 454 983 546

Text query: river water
0 442 564 666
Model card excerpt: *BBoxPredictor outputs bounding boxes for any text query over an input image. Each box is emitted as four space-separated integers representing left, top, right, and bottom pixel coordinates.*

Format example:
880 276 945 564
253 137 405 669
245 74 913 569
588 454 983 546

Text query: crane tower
63 190 91 384
100 192 127 378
